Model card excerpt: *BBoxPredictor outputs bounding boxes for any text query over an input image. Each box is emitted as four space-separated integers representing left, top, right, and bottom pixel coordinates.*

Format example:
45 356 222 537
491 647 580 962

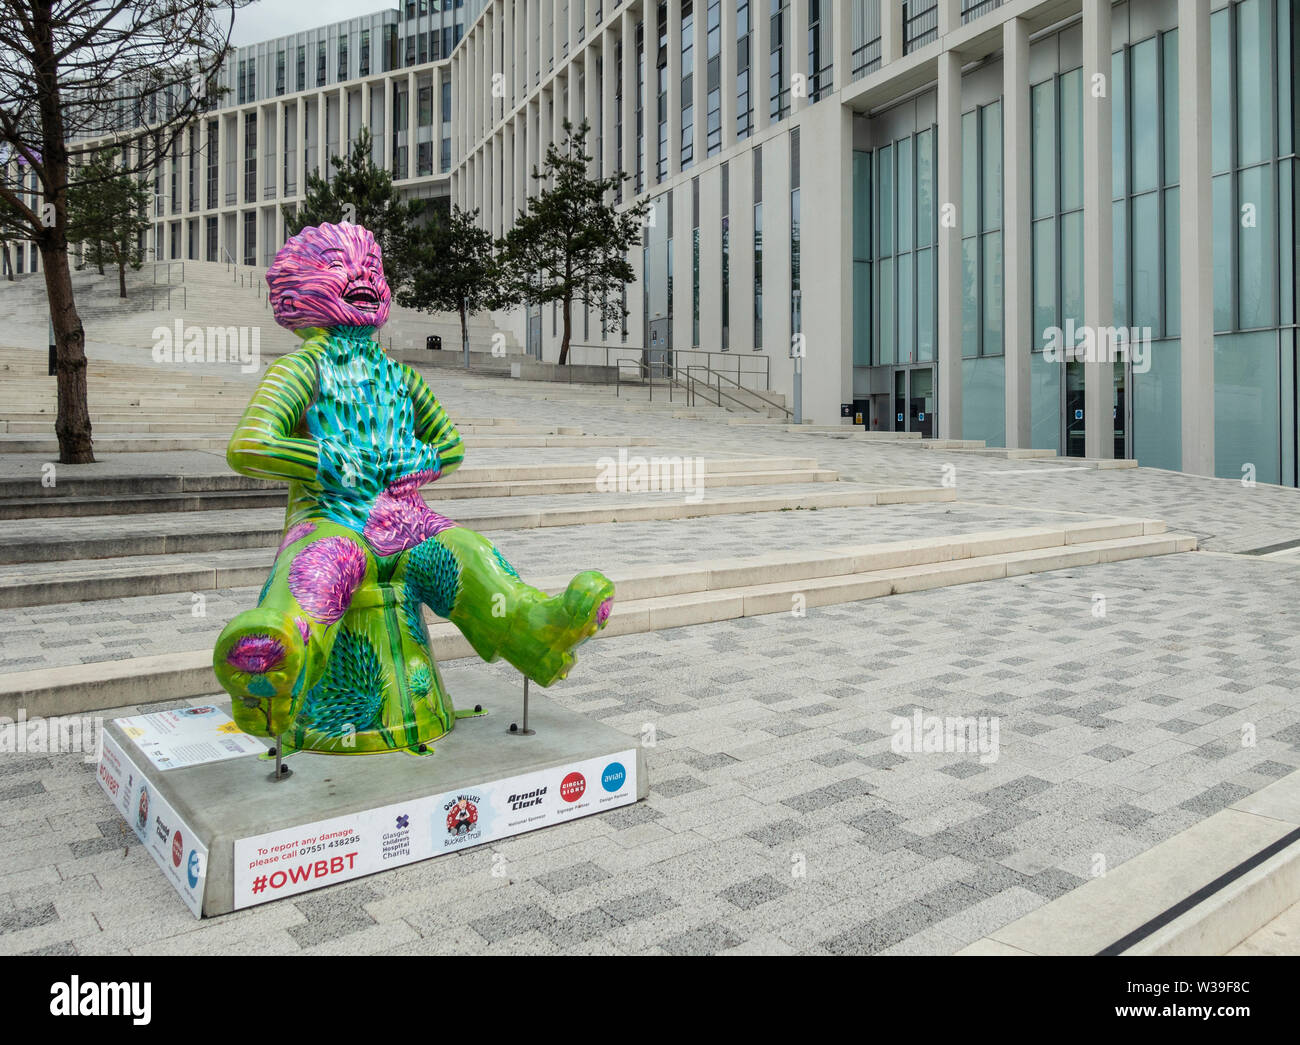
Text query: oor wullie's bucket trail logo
136 786 149 832
445 796 479 835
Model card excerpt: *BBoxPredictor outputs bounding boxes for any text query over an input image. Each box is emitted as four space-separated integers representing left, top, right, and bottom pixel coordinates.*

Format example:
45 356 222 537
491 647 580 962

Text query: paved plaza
2 364 1298 955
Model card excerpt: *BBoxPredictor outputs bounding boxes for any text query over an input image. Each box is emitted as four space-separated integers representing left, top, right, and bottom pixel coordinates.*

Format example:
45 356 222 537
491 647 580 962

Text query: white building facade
18 1 1299 486
455 0 1298 487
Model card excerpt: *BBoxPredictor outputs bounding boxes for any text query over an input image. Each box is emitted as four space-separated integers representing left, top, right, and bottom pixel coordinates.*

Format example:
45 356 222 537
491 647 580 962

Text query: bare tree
0 1 247 463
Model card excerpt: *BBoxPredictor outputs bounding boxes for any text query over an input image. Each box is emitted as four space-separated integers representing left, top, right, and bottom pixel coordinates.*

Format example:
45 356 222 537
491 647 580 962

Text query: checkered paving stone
2 550 1298 955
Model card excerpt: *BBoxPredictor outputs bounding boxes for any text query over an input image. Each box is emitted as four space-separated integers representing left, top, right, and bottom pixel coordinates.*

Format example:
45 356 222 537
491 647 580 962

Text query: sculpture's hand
387 440 442 484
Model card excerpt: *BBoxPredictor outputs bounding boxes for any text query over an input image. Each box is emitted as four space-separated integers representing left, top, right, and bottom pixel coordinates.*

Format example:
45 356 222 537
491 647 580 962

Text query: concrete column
515 1 526 107
938 0 961 37
790 0 809 114
406 72 416 179
275 102 286 202
515 110 528 214
296 97 306 198
833 0 852 91
720 1 736 149
584 44 599 156
622 7 637 190
1082 0 1113 459
382 76 393 173
800 99 855 427
936 49 963 440
881 0 903 65
753 0 770 132
526 0 538 93
569 0 581 59
501 120 513 237
1178 0 1215 476
337 86 347 157
550 0 562 75
667 0 681 177
1003 17 1032 448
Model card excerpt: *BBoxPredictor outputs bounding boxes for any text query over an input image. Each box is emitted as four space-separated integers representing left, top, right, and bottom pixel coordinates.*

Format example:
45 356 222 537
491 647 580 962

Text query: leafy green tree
497 119 648 366
283 127 423 289
67 148 152 299
398 205 518 365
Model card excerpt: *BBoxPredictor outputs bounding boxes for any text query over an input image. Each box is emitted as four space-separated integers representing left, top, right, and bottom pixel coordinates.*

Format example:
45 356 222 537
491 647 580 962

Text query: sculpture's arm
227 351 321 483
406 367 465 478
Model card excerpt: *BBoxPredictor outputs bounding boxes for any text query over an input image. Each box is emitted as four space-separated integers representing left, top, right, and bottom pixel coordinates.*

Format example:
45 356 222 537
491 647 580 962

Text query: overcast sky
229 0 395 47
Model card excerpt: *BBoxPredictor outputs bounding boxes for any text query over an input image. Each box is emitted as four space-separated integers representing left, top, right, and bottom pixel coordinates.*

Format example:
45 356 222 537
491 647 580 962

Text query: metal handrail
598 343 771 392
146 283 188 310
151 260 184 286
615 357 787 419
685 363 792 420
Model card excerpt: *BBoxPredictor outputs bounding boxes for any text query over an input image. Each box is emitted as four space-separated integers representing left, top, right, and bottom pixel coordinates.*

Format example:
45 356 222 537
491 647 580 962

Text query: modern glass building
455 0 1297 485
20 1 1298 485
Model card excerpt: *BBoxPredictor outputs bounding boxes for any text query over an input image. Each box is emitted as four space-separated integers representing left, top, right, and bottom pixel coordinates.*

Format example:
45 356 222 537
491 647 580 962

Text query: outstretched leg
214 521 372 736
402 526 614 687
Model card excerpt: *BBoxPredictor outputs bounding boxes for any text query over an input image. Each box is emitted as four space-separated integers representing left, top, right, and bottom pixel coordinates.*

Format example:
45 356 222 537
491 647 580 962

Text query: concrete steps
0 455 837 520
0 519 1197 718
0 481 952 565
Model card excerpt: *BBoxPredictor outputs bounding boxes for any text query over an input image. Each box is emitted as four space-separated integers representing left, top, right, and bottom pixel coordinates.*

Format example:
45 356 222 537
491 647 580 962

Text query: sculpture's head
266 221 391 332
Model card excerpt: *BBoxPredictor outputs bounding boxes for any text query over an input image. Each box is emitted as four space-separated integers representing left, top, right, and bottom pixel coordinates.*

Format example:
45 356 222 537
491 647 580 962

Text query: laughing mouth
344 285 381 311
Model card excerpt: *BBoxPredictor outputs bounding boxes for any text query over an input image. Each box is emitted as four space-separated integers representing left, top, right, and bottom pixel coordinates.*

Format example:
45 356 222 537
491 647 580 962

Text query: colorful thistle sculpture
212 222 614 754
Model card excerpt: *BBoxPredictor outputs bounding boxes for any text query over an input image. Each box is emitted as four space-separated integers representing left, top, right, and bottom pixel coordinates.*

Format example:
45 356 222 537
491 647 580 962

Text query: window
317 40 326 86
243 210 256 265
276 51 285 96
360 30 371 76
960 105 1003 359
243 112 257 205
737 1 752 140
754 145 763 348
419 85 433 126
692 177 700 345
297 46 306 91
681 2 694 169
721 161 730 349
339 36 348 80
206 119 219 209
705 0 722 154
769 1 789 122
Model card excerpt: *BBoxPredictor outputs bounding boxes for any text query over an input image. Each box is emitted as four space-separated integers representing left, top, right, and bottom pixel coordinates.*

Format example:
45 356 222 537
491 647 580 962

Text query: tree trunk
117 257 127 299
2 243 13 281
41 242 95 464
559 295 572 366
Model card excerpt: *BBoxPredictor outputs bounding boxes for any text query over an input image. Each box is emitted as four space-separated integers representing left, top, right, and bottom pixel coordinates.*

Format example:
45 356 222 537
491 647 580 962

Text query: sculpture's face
266 222 391 331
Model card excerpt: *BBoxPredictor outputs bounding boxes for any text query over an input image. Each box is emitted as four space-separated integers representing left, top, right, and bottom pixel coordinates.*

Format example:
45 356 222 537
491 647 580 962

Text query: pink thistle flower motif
288 536 367 625
597 598 614 626
226 634 286 674
277 522 318 557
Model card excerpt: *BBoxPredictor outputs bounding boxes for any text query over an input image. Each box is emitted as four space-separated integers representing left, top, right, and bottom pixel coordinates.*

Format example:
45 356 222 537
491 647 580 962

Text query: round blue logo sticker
601 762 627 793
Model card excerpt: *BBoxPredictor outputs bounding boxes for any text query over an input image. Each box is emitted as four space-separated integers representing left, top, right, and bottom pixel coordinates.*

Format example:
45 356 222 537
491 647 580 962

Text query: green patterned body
213 327 614 755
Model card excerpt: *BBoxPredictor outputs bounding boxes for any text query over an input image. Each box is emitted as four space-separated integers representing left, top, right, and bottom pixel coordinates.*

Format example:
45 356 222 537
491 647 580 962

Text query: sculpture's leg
213 523 371 736
403 526 614 687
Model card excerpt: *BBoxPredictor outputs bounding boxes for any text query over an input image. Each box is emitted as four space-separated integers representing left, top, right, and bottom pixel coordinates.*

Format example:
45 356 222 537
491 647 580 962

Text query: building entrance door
1062 360 1132 459
893 366 936 438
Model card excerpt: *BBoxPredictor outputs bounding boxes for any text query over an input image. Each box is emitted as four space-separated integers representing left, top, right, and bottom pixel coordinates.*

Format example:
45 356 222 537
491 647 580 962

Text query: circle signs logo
136 786 149 832
187 850 202 888
172 830 184 867
602 762 627 793
560 772 586 803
